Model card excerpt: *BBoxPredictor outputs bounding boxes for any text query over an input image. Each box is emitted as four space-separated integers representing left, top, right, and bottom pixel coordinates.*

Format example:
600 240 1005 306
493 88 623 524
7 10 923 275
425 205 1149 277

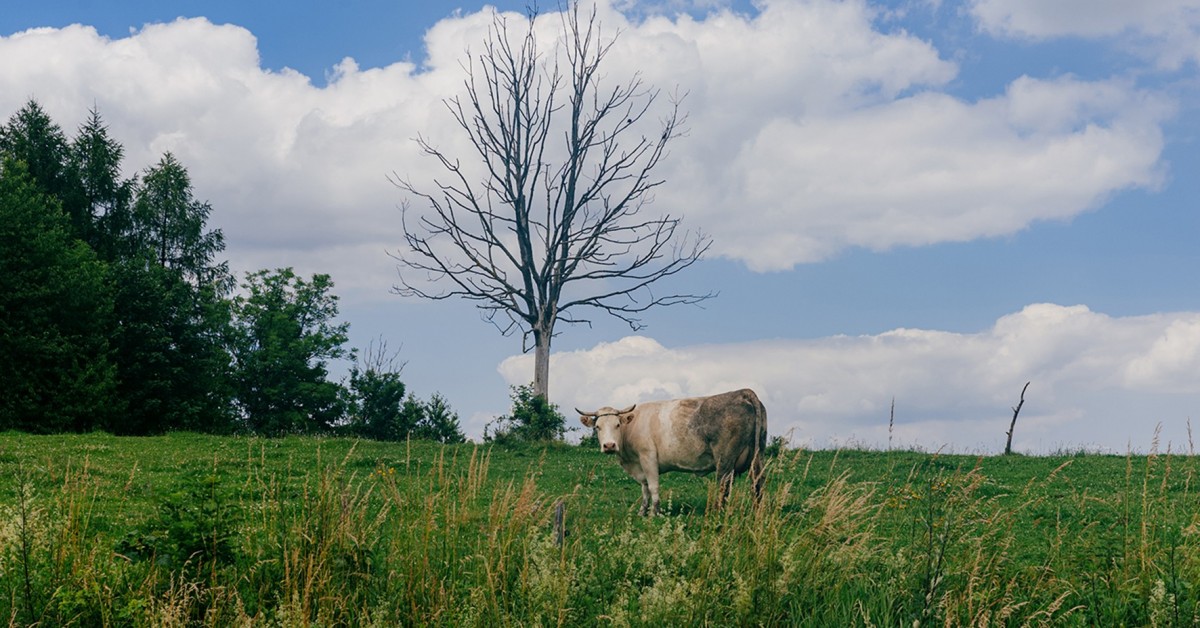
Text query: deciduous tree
393 4 710 400
230 268 349 435
346 341 410 440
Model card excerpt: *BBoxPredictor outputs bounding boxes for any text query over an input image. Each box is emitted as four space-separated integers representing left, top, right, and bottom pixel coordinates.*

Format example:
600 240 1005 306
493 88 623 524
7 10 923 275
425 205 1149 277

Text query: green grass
0 432 1197 626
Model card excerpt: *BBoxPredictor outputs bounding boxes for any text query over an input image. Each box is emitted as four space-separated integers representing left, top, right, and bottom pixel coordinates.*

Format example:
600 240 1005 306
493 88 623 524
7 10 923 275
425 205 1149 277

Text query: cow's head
576 405 636 454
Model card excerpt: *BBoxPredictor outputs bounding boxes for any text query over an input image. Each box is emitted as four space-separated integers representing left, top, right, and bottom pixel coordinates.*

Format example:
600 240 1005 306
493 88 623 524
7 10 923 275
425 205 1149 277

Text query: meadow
0 432 1197 626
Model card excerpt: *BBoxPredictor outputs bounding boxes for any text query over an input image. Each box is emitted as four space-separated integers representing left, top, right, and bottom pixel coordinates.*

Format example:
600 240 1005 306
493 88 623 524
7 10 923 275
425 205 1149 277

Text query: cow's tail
750 390 766 502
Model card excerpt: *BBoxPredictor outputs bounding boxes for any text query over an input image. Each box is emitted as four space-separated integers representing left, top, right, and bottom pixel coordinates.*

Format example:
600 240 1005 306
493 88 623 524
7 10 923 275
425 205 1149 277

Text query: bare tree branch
391 3 713 397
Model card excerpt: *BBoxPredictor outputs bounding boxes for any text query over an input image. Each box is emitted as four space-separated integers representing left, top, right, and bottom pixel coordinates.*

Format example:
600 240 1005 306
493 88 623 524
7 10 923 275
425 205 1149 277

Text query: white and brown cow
577 388 767 516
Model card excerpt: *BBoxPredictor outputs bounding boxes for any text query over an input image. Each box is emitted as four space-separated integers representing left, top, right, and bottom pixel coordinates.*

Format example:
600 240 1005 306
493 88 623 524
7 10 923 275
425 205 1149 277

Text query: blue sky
4 0 1200 452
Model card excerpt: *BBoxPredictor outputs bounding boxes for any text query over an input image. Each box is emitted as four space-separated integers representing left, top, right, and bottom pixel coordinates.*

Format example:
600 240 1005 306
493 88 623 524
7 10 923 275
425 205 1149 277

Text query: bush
764 435 789 458
346 365 410 441
115 475 238 572
412 393 466 444
486 384 566 444
343 340 465 444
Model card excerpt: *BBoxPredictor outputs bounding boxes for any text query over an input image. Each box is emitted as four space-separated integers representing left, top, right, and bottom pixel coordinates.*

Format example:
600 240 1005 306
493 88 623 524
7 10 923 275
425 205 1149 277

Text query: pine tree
0 158 117 431
0 101 79 234
67 107 134 256
108 152 235 433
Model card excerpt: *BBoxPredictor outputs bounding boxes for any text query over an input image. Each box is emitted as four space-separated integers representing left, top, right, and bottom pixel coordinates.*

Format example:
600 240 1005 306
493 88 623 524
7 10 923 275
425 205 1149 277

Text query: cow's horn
618 404 636 414
575 407 593 416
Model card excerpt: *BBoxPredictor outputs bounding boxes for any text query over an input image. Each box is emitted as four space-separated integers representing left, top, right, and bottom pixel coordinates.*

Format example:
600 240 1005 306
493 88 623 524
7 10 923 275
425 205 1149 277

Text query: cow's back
649 389 765 474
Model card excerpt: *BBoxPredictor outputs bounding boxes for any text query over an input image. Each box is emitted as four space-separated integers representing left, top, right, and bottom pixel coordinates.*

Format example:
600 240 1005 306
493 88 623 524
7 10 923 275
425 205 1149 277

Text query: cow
576 388 767 516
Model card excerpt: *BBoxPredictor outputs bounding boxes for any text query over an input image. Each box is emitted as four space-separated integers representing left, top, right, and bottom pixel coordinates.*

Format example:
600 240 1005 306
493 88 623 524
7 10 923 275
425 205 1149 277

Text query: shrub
764 434 789 458
486 384 566 444
412 393 466 444
115 474 238 572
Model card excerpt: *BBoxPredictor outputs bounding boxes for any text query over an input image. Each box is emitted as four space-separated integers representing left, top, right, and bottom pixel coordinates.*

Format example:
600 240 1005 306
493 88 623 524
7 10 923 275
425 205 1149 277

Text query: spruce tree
0 158 117 431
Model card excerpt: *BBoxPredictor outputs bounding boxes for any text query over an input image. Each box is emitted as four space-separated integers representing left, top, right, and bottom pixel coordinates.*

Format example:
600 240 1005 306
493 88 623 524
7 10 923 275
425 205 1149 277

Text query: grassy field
0 432 1197 626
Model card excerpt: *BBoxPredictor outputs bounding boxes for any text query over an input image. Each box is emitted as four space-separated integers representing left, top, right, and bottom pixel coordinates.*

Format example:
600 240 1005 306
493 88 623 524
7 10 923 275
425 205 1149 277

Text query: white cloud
693 78 1167 269
502 304 1200 452
543 1 1172 270
969 0 1200 69
0 1 1174 295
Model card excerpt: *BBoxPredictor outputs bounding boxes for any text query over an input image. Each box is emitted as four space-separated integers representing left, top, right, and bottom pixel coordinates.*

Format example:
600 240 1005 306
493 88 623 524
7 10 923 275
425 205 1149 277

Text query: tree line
0 100 463 442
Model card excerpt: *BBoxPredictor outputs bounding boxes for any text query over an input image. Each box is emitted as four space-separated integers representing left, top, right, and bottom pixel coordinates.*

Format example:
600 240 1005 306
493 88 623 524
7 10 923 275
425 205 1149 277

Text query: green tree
486 384 566 444
0 158 116 432
107 262 235 434
107 153 235 434
0 101 78 233
230 268 350 435
0 104 234 435
414 393 466 444
344 342 466 443
132 153 229 287
345 342 411 441
67 107 135 256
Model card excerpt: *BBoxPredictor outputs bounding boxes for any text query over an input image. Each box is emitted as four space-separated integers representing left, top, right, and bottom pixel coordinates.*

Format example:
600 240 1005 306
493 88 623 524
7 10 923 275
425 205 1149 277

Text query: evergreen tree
132 153 229 287
106 152 235 434
0 158 117 432
230 268 349 435
107 262 235 434
0 104 235 434
67 107 134 256
0 101 78 234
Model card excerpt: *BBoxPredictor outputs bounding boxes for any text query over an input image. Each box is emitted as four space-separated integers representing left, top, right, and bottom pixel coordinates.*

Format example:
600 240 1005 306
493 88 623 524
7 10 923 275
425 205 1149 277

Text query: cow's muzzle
601 442 618 454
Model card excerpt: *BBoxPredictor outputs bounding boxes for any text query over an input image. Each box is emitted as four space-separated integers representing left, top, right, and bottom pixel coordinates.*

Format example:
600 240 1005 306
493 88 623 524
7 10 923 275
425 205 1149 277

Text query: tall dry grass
0 435 1197 625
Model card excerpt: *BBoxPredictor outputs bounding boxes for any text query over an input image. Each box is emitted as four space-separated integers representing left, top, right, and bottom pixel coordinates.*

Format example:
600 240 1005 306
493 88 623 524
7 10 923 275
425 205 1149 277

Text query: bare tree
391 4 712 399
1004 381 1030 455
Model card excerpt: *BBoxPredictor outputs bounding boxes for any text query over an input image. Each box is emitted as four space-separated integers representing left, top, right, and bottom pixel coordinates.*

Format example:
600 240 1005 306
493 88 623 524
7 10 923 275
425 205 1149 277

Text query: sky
3 0 1200 453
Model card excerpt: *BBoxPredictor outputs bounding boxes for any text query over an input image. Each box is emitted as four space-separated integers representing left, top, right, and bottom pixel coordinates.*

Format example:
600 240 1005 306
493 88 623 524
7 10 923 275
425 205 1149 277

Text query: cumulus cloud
0 0 1174 294
0 17 461 299
969 0 1200 69
501 304 1200 452
684 76 1168 268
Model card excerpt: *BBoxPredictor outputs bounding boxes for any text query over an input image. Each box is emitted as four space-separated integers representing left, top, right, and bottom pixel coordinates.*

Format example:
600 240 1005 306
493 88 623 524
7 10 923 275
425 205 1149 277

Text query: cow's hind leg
713 464 736 511
751 449 765 503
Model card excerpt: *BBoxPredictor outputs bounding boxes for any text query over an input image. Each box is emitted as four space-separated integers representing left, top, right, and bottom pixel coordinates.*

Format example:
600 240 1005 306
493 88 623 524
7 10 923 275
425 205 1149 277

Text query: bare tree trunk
1004 381 1030 455
533 327 551 399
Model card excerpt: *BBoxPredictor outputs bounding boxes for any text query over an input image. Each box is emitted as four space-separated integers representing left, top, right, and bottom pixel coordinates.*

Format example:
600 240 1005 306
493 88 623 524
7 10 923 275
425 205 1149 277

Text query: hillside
0 432 1196 625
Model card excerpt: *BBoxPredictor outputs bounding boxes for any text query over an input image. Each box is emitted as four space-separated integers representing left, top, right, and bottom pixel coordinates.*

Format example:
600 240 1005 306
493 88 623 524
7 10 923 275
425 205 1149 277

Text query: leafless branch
390 3 712 397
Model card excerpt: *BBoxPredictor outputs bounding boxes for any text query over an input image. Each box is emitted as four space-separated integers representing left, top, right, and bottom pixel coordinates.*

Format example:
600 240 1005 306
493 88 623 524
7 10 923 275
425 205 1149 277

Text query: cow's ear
620 412 635 425
580 415 595 428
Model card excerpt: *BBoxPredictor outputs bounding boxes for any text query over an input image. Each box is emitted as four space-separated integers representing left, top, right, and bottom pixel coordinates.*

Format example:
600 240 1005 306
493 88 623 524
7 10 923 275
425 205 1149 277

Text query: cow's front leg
623 462 652 516
641 456 662 516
